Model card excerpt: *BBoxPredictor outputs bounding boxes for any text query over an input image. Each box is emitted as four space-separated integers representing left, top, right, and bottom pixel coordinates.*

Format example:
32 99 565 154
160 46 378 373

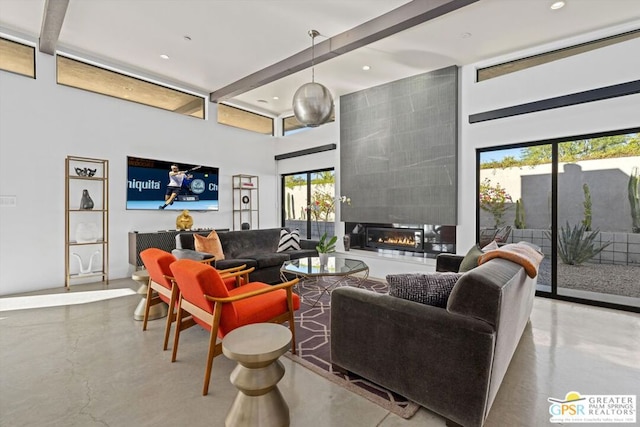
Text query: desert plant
582 183 592 231
546 222 611 265
514 198 526 229
479 178 513 228
629 167 640 233
316 232 337 254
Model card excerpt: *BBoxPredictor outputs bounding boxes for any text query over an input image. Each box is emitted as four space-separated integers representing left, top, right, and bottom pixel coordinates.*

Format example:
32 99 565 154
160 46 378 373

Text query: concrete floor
1 278 638 427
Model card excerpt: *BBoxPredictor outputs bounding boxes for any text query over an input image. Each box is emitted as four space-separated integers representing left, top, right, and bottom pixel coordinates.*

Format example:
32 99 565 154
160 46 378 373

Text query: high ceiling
1 0 639 116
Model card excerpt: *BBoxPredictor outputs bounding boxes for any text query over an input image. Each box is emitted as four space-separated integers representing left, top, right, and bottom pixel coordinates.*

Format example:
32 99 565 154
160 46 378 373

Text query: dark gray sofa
172 228 318 284
330 252 538 427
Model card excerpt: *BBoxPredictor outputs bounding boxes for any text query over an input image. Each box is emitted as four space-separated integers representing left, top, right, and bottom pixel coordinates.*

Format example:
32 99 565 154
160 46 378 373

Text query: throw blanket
478 243 544 278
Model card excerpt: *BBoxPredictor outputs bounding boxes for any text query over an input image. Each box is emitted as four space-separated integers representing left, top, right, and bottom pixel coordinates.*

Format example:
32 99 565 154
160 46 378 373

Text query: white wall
3 23 638 294
459 22 640 253
0 52 280 295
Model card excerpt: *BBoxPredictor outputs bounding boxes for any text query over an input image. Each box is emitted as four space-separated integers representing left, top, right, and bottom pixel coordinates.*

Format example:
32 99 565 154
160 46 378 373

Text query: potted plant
316 232 337 265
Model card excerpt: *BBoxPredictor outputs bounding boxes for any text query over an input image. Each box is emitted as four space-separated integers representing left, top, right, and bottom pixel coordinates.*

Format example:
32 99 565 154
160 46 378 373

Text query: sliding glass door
555 137 640 306
478 129 639 311
478 145 553 291
282 169 335 240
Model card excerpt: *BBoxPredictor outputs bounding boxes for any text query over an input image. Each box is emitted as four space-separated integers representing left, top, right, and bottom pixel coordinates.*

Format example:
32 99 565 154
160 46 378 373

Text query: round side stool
222 323 292 427
131 269 168 321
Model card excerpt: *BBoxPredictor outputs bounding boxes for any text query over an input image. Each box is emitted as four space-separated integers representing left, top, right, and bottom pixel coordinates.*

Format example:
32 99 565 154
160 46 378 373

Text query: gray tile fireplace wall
340 65 458 225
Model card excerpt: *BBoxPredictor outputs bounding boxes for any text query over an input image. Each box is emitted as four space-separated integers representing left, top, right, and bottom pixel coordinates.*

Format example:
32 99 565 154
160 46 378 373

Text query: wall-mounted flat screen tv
127 156 219 211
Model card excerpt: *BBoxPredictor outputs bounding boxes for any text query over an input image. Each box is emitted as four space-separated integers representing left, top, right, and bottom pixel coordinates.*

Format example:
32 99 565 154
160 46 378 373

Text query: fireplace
346 222 455 258
366 227 423 251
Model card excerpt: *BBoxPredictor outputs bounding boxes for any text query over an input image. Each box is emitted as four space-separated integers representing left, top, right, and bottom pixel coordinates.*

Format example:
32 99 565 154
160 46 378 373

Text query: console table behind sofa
128 229 229 268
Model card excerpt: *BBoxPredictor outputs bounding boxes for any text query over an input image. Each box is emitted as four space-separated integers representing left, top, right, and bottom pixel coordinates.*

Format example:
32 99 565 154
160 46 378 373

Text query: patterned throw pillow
193 230 225 260
387 273 463 308
277 229 301 252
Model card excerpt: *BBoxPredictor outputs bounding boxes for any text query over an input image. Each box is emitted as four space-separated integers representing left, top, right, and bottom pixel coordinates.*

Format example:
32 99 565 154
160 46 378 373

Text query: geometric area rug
285 277 421 419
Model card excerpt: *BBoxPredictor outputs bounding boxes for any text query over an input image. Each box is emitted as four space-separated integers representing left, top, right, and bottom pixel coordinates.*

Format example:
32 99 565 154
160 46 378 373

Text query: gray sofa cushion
214 258 257 271
387 272 463 308
218 228 282 258
171 248 212 262
252 253 291 269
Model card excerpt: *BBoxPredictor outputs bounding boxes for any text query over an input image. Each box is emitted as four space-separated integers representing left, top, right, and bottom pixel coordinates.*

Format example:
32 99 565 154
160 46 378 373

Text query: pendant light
292 30 334 127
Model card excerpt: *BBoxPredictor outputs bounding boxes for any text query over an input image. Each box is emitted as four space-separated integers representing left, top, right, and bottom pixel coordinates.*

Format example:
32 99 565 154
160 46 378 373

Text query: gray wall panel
340 66 458 225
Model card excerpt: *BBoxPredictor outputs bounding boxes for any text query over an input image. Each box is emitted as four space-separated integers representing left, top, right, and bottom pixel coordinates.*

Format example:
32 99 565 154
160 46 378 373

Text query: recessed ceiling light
550 1 565 10
273 96 279 100
362 65 371 71
257 99 268 103
160 54 169 60
184 36 192 41
461 32 472 38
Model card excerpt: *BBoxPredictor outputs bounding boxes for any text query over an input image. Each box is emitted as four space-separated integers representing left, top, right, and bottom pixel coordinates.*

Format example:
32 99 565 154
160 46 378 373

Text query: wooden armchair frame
171 277 299 396
142 255 252 350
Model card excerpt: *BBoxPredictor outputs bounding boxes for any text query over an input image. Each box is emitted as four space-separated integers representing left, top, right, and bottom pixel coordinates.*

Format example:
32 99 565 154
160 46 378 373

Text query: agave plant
546 222 611 265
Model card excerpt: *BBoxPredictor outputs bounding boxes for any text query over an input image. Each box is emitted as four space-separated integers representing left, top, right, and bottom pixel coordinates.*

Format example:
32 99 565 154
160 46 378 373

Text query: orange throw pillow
193 231 225 260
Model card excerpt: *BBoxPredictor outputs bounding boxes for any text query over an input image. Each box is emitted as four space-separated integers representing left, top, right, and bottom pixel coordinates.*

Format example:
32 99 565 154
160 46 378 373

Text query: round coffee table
222 323 292 427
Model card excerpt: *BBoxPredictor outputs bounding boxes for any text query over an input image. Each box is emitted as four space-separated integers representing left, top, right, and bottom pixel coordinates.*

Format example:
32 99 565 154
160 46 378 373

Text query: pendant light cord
309 29 319 83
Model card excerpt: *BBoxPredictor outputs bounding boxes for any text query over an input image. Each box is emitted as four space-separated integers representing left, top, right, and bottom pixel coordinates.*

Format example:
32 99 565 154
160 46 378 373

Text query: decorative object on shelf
176 209 193 230
75 222 99 243
80 189 94 210
74 167 97 177
233 174 259 231
71 251 100 275
292 29 334 127
343 234 350 251
316 232 337 266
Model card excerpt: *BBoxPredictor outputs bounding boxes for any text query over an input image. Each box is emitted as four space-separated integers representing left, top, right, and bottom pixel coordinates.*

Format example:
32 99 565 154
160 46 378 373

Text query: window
282 112 336 136
56 55 205 119
217 103 274 135
477 129 640 312
0 37 35 78
282 169 335 240
477 29 640 82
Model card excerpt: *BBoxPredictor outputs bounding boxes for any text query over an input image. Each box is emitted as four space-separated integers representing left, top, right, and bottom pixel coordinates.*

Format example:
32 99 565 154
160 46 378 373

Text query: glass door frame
476 126 640 313
281 167 335 240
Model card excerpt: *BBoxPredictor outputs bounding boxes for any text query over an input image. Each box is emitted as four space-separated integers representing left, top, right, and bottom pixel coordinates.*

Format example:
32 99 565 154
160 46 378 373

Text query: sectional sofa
172 227 318 284
330 249 539 427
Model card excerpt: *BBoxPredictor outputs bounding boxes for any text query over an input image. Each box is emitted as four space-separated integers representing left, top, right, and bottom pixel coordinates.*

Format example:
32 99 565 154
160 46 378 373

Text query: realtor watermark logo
548 391 636 423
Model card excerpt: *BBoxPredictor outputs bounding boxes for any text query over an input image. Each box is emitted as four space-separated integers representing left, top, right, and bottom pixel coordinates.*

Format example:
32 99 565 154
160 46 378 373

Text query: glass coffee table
280 256 369 308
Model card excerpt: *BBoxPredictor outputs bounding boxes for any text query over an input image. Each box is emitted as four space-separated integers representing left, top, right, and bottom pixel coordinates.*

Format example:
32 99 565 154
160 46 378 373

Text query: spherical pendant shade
292 82 334 127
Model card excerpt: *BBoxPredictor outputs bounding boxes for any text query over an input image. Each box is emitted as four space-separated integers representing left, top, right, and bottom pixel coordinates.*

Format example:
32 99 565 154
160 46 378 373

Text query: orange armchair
169 259 300 395
139 248 252 351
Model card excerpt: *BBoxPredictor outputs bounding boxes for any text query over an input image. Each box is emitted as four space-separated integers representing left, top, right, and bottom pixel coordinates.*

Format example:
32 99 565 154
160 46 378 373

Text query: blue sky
480 147 524 163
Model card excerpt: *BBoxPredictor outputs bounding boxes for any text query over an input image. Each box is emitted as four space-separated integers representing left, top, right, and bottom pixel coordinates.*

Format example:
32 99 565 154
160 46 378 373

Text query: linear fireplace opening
346 222 455 258
366 227 423 252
